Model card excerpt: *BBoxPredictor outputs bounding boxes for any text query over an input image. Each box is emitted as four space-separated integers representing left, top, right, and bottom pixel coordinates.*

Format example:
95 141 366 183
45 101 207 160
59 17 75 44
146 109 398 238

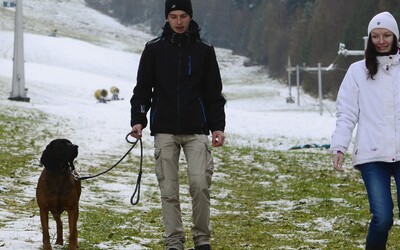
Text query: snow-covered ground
0 0 339 248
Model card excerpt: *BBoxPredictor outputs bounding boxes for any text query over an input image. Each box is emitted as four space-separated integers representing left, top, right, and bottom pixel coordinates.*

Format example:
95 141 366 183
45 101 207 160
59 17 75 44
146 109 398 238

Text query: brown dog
36 139 81 250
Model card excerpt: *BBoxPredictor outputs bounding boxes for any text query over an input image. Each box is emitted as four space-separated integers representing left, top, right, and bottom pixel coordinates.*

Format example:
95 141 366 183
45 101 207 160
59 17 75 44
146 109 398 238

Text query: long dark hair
365 34 399 79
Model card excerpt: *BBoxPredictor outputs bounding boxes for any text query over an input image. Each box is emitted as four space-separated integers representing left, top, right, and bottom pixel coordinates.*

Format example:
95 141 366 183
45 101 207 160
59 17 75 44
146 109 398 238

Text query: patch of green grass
0 112 38 176
0 108 47 173
208 146 399 249
78 206 163 249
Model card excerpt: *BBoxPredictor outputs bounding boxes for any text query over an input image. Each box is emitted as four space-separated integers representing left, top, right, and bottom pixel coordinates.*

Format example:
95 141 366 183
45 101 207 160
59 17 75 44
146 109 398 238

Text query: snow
0 0 340 248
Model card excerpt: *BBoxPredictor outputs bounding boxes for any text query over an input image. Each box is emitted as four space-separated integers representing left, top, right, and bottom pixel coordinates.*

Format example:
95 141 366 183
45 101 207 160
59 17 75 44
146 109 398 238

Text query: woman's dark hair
365 34 398 79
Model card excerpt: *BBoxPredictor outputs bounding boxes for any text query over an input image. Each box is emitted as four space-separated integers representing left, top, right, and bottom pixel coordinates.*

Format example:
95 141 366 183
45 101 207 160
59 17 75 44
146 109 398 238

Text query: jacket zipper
188 56 192 76
177 49 182 133
151 97 159 126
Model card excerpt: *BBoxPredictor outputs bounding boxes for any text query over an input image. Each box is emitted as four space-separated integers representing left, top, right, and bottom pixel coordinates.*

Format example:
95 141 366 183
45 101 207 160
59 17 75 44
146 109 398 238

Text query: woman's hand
333 151 345 172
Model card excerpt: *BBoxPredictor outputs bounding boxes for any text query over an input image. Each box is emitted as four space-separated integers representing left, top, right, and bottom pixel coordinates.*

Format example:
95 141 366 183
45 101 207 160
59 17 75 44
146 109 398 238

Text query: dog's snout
69 144 78 158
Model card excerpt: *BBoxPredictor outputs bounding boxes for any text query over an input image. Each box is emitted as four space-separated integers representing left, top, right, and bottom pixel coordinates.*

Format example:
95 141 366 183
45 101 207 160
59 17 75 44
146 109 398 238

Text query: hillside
85 0 400 99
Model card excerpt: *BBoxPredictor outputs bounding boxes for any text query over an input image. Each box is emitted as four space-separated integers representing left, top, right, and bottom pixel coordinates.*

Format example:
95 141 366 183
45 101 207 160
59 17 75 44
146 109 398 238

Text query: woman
331 11 400 250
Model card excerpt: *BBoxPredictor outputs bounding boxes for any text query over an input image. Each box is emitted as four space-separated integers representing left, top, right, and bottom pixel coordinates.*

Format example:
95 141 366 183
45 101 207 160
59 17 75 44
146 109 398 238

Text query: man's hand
333 151 345 172
212 130 225 147
131 124 143 139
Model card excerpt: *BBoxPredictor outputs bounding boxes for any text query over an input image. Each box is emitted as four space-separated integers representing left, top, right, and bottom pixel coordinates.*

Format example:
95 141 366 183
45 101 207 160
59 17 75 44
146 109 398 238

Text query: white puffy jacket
331 52 400 166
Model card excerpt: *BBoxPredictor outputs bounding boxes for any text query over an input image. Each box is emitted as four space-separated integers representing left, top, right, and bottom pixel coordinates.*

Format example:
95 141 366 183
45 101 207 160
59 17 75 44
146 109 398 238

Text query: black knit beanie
165 0 193 19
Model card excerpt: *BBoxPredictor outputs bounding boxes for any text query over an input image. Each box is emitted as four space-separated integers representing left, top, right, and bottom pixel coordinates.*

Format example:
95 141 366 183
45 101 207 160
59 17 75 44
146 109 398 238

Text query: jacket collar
162 20 201 47
377 51 400 71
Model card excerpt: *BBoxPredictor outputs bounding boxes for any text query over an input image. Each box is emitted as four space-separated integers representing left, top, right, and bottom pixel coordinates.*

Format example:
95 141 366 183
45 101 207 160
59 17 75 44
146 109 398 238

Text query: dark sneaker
195 244 211 250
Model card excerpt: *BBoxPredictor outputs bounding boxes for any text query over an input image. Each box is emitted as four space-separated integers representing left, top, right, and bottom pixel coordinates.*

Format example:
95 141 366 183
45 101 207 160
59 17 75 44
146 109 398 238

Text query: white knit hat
368 11 399 39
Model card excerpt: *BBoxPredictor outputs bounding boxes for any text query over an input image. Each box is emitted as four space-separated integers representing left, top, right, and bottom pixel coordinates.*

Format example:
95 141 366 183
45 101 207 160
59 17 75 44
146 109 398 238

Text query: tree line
85 0 400 100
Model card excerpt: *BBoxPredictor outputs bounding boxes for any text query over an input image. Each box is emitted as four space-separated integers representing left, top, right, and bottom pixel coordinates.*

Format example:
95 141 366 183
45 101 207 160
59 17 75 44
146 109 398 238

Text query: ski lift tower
9 0 29 102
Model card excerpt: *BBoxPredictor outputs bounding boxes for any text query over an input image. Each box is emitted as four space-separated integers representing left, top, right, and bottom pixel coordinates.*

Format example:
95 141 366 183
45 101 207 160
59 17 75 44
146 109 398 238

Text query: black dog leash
73 133 143 205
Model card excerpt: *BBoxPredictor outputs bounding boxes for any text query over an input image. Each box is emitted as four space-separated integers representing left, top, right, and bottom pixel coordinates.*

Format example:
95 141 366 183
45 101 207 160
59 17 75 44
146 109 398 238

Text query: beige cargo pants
154 133 214 250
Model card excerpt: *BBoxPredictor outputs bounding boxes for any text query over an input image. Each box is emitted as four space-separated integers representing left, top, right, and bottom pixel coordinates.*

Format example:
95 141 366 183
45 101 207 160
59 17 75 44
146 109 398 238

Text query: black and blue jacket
130 20 226 135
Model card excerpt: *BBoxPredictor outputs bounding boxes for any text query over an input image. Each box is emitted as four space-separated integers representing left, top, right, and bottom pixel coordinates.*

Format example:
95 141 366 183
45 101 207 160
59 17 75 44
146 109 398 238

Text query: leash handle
129 134 143 206
130 170 142 205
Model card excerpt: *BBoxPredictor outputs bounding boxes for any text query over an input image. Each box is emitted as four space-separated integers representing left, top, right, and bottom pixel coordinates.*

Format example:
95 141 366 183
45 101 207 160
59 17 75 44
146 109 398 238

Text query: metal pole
296 65 300 106
287 56 292 101
363 36 368 50
9 0 29 102
318 63 322 115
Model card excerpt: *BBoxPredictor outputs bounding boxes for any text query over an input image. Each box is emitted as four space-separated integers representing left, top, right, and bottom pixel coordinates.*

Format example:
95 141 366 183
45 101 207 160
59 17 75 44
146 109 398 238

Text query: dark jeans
360 161 400 249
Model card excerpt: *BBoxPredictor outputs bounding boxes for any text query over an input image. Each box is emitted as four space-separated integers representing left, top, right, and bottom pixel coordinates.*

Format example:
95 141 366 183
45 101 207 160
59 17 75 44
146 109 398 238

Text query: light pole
9 0 29 102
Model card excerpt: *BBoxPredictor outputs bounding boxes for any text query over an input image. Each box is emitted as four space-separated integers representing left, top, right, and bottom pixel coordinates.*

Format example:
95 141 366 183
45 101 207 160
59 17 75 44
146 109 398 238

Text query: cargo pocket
154 148 164 181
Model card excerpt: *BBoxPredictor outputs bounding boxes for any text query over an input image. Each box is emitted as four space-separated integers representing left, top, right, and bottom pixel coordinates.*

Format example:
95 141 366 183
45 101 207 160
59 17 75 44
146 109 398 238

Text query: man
130 0 226 249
